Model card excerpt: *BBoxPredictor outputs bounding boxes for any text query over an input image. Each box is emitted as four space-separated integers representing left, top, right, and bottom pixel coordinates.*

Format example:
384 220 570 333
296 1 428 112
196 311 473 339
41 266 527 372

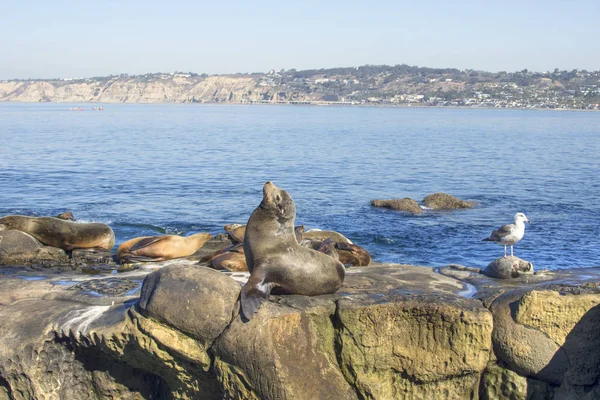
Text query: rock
139 264 240 345
0 230 68 265
482 256 534 279
4 260 600 399
515 289 600 386
336 293 493 399
191 233 233 260
480 363 549 400
370 198 422 214
422 192 476 209
71 248 115 265
212 296 357 400
489 289 569 384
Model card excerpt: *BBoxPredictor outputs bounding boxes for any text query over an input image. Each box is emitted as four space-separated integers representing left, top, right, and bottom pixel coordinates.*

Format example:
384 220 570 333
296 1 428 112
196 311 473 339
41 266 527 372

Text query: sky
1 0 599 80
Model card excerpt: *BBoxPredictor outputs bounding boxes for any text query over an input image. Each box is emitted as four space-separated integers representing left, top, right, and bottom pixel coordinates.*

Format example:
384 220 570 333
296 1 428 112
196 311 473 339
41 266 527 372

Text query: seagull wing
490 223 515 241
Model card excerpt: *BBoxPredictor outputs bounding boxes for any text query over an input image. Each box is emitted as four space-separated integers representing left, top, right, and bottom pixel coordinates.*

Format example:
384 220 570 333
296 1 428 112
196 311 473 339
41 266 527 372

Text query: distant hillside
1 65 599 109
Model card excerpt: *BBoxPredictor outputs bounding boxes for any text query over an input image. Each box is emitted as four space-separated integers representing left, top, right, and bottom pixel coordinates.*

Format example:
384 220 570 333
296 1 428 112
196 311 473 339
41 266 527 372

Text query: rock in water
422 193 476 209
370 198 422 214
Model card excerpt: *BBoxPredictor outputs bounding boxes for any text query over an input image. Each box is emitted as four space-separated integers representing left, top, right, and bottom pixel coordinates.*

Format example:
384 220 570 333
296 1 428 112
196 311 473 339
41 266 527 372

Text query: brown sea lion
211 247 248 272
56 211 75 221
225 224 305 244
224 224 246 244
241 182 345 320
117 233 212 263
335 242 371 266
316 238 340 260
0 215 114 251
302 229 353 244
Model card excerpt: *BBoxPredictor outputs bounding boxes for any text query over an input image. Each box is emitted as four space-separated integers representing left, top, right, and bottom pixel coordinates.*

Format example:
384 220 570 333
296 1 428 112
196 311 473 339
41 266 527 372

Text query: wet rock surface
370 198 423 214
422 192 477 209
1 260 600 399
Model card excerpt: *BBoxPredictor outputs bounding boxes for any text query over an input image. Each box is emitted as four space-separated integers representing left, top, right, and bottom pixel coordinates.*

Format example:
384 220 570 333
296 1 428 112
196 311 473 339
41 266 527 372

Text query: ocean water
1 103 599 270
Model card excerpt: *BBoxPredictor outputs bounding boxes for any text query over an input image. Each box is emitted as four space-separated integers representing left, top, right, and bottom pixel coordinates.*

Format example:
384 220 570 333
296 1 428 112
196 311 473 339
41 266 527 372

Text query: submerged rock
422 192 477 209
370 198 422 214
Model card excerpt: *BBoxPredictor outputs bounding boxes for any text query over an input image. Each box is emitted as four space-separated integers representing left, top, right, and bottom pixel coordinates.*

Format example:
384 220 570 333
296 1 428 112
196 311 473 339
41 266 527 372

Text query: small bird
483 212 530 258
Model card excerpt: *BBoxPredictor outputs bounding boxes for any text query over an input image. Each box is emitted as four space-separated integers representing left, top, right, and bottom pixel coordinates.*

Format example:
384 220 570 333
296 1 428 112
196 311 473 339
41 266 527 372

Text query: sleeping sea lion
0 215 114 251
117 233 212 263
302 229 353 244
241 182 345 320
335 242 371 266
225 223 305 244
211 244 247 272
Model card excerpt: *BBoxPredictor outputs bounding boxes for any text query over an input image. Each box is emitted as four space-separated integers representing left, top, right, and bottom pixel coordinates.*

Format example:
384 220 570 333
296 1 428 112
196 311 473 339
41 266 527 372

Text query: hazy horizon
2 0 599 80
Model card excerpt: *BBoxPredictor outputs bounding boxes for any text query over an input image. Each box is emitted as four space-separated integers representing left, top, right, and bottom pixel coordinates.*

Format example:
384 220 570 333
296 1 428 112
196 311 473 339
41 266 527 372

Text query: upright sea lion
0 215 114 251
117 233 212 263
241 182 345 320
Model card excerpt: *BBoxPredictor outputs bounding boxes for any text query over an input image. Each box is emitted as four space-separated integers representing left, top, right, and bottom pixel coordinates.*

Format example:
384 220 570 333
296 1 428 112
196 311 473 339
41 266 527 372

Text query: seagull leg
511 246 514 257
504 245 507 258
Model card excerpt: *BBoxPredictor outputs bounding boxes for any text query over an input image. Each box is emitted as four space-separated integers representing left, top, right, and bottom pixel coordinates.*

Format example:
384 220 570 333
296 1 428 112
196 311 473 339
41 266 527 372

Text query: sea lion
224 224 246 244
56 211 76 221
302 229 353 244
117 233 212 263
225 224 305 244
316 238 340 259
241 182 345 320
335 242 371 266
211 246 248 272
0 215 114 251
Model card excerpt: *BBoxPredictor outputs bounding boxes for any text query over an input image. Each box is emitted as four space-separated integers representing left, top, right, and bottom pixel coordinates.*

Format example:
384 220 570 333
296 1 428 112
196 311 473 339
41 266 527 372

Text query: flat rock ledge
1 262 600 399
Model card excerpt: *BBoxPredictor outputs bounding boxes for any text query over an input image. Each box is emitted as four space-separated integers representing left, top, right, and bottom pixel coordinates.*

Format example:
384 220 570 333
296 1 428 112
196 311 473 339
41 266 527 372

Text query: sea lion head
0 216 21 231
260 181 296 223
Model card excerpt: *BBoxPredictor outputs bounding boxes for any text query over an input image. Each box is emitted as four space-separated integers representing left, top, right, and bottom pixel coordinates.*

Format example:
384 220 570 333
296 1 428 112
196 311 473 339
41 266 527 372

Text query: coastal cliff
2 65 599 109
0 75 320 104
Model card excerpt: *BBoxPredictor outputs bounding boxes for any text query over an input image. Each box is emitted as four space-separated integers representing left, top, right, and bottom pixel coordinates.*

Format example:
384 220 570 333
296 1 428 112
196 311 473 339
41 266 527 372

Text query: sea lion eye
276 195 282 202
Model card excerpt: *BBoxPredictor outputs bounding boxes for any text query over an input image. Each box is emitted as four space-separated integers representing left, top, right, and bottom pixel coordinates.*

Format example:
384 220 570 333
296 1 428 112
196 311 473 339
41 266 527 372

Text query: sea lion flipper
120 254 160 263
128 236 165 252
240 274 275 321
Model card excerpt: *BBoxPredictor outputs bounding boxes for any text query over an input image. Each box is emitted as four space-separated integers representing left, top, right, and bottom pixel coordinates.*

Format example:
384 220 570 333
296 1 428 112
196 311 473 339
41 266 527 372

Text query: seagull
483 212 530 258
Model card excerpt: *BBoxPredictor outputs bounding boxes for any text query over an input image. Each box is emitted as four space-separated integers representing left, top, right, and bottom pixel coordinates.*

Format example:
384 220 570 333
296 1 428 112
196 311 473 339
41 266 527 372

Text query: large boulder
370 198 422 214
482 256 534 279
336 293 493 399
0 230 68 265
422 192 476 209
489 290 569 384
480 363 549 400
515 288 600 386
212 296 357 400
139 265 241 346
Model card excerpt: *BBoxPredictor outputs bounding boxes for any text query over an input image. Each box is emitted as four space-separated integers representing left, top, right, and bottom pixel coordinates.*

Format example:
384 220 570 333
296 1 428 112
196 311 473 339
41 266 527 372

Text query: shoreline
1 100 598 112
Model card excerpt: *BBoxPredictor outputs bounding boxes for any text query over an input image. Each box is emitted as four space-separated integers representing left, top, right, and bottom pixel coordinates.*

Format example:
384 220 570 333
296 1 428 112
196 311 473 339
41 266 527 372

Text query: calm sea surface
1 103 599 270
